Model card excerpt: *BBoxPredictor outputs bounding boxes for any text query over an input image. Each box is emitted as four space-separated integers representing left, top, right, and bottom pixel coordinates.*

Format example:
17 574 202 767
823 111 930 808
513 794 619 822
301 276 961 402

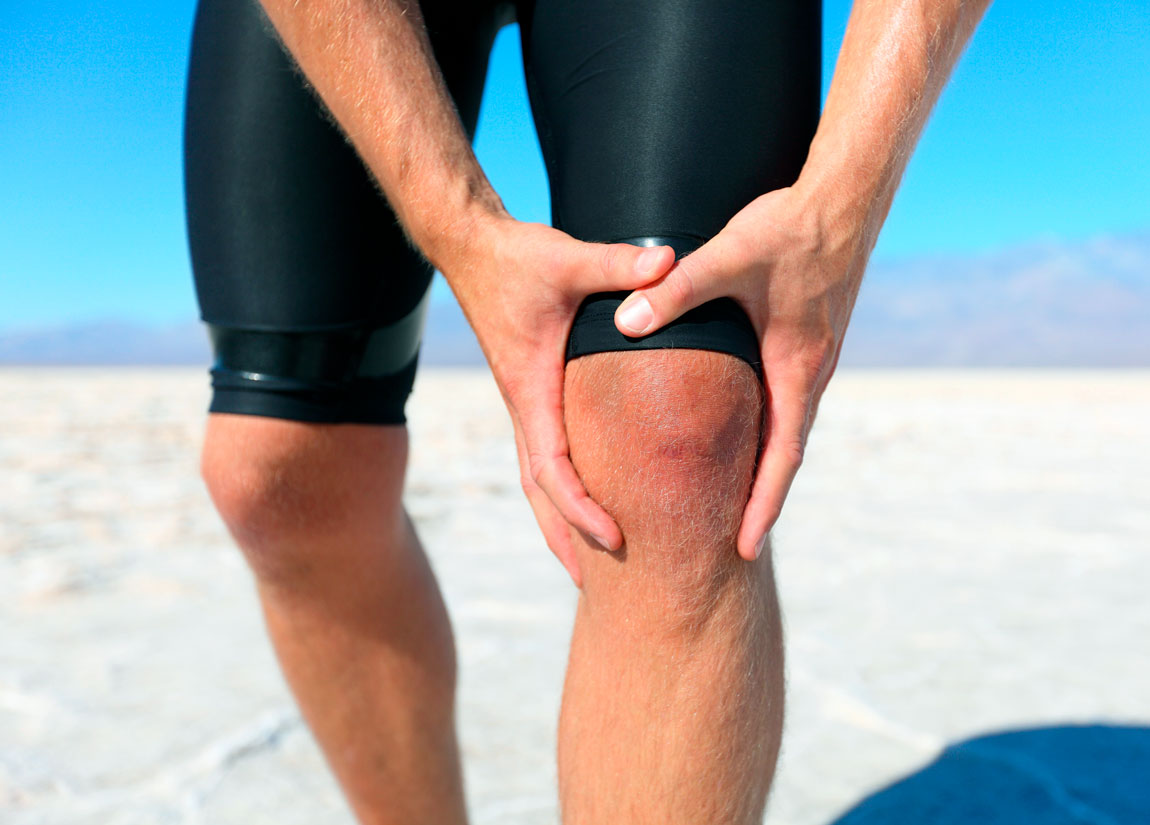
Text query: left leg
519 0 820 817
559 348 781 824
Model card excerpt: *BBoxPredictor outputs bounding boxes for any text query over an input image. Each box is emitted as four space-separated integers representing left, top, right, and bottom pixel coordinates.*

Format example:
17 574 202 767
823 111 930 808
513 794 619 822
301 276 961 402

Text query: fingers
529 447 621 551
566 242 675 294
613 244 728 336
736 373 815 561
512 356 623 553
510 417 583 587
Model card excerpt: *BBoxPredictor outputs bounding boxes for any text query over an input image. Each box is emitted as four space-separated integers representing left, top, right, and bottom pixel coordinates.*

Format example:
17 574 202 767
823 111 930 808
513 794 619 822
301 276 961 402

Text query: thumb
565 242 675 294
613 245 725 336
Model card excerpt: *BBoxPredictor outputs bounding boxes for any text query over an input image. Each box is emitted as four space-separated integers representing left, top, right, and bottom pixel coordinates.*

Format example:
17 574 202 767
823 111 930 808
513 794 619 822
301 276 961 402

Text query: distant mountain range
842 230 1150 366
2 231 1148 367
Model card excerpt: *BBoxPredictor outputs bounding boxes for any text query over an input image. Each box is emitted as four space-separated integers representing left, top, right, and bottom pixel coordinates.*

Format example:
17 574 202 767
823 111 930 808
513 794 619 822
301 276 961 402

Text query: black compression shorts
185 0 821 424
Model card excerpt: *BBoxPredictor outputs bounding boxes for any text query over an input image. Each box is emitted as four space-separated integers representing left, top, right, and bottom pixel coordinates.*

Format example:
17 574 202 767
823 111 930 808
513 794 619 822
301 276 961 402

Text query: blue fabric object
829 725 1150 825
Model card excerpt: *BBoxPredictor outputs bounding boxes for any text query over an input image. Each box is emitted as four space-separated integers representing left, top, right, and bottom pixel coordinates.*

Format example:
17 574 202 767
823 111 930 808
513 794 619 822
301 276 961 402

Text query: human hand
445 215 675 586
611 187 869 561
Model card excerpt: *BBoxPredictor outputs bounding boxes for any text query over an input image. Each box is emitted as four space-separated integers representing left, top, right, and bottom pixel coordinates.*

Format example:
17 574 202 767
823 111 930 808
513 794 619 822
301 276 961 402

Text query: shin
558 349 783 825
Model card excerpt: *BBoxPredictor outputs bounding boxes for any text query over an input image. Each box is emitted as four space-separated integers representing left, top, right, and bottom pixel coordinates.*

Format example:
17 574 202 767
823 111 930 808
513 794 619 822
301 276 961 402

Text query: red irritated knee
563 348 764 630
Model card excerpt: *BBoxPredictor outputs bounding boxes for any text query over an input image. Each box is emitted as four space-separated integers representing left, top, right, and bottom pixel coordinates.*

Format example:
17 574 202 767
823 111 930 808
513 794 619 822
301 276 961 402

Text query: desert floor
2 367 1148 824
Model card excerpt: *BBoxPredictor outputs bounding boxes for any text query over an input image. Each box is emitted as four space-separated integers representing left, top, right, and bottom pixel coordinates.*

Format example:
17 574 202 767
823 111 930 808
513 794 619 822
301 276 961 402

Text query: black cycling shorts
185 0 821 424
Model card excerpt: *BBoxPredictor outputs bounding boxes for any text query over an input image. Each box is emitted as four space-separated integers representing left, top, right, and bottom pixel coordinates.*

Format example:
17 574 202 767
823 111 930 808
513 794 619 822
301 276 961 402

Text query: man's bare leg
200 415 467 825
559 350 783 825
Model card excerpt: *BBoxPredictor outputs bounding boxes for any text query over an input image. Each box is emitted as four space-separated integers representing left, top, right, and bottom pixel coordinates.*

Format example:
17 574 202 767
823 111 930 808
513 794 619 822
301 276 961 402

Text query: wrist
406 177 511 276
791 146 889 265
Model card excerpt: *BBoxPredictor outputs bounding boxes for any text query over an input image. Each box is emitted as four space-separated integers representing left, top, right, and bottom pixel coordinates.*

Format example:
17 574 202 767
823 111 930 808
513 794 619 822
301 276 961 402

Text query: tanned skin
199 1 992 822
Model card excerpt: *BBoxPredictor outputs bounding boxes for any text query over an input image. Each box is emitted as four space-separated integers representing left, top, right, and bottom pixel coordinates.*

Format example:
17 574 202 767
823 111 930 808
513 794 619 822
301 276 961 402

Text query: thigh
520 0 821 371
522 0 820 245
184 0 508 424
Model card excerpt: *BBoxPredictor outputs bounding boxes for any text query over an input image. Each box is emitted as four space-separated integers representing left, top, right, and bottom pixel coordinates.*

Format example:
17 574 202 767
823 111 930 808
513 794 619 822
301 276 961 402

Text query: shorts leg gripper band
564 236 762 379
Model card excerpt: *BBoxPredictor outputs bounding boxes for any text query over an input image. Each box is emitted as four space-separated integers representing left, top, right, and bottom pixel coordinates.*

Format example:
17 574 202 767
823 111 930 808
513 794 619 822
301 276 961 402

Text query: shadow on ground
827 725 1150 824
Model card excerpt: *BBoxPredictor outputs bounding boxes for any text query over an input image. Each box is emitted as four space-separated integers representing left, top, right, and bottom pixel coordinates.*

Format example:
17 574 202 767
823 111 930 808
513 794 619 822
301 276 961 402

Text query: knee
563 349 763 622
200 414 407 585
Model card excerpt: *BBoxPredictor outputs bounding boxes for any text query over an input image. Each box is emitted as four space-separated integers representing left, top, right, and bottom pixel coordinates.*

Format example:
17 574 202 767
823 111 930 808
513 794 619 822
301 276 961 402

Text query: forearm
796 0 992 260
256 0 508 271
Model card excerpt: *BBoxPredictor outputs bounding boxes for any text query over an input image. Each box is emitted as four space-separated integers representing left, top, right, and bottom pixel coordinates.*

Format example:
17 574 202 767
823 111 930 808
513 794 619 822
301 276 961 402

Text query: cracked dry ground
3 367 1149 824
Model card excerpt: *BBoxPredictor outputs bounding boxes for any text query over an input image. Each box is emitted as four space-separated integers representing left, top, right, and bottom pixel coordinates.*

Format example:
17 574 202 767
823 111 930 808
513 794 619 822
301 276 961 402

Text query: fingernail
590 533 612 551
754 533 769 559
635 246 662 275
617 296 653 334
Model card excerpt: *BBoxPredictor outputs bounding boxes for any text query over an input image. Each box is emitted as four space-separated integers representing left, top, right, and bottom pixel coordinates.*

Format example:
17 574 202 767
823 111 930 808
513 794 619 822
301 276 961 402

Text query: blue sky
1 0 1148 329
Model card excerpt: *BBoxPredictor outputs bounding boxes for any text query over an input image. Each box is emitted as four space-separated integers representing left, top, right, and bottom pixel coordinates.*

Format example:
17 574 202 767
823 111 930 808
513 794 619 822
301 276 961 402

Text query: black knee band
204 289 429 425
564 236 762 379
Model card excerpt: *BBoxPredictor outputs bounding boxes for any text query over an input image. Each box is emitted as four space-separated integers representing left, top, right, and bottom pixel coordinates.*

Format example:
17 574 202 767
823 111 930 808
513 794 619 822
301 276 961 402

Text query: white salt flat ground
1 366 1147 824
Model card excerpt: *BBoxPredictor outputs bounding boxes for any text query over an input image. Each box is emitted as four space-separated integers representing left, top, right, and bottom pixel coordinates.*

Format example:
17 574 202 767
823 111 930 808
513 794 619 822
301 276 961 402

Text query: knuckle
500 372 525 400
779 437 806 469
526 451 549 486
815 333 838 363
768 401 813 465
664 267 697 308
519 471 537 495
600 243 622 278
796 336 837 380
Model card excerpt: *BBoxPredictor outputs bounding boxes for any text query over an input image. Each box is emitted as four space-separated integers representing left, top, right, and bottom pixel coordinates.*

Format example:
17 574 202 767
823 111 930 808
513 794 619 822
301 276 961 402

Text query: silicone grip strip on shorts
206 286 431 392
565 235 763 380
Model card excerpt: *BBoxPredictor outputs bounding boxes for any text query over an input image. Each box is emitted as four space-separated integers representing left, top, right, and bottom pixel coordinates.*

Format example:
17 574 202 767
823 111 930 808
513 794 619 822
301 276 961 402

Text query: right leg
184 0 508 820
200 415 466 825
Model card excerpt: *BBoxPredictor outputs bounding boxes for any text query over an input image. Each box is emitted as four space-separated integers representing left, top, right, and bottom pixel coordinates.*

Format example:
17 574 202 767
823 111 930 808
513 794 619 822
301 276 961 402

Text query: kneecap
564 348 762 567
